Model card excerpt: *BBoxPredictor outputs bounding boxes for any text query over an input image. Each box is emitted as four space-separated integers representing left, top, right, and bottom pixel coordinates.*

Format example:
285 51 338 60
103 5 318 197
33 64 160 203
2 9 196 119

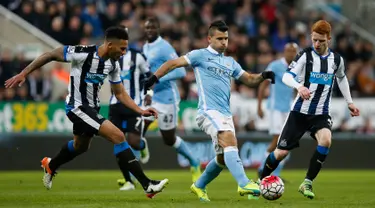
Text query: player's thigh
217 131 237 147
153 102 178 131
277 111 309 150
67 106 106 138
310 114 333 147
196 110 236 154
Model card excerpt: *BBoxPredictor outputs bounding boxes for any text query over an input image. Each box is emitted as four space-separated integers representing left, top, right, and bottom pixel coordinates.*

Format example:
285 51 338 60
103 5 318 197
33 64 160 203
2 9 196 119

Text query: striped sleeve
287 50 306 77
109 61 122 84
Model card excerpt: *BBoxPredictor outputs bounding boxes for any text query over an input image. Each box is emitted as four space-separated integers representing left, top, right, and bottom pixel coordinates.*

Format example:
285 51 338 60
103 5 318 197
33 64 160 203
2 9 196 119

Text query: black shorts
67 105 106 137
277 111 332 150
109 103 142 134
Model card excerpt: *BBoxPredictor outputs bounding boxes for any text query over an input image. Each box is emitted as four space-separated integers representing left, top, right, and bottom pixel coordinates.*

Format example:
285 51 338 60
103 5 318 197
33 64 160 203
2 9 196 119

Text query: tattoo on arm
21 46 65 76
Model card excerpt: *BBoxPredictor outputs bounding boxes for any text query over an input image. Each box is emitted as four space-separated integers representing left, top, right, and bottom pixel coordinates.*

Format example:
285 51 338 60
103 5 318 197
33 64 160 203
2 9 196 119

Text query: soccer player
109 44 153 191
257 43 298 178
142 17 201 182
144 20 275 201
259 20 360 199
4 26 168 197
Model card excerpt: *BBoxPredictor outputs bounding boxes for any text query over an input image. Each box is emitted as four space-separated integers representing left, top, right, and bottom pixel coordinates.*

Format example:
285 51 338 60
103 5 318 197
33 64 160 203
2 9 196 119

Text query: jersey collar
147 36 162 46
207 45 223 56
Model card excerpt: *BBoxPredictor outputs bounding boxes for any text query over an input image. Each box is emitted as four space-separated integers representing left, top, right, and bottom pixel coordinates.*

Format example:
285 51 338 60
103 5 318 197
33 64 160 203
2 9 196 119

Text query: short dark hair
208 20 229 36
105 26 129 40
145 16 160 28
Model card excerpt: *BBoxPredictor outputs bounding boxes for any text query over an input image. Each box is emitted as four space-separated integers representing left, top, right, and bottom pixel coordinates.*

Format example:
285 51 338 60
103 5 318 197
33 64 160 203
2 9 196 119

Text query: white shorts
196 110 235 154
143 101 179 130
269 110 289 135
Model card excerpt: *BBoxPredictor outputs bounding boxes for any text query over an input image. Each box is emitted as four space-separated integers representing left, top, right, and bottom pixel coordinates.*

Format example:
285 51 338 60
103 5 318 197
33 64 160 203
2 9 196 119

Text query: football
260 175 285 200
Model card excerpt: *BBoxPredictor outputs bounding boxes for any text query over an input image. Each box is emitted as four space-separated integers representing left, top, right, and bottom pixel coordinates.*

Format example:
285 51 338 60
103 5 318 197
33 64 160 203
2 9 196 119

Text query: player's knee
318 138 331 148
111 130 126 144
274 149 289 160
127 133 142 150
316 128 332 147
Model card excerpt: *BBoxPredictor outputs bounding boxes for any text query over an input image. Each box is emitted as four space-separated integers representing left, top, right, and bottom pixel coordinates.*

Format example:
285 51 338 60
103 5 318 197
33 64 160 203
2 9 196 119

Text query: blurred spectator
33 0 49 33
67 16 83 45
49 16 66 44
27 70 52 101
81 3 103 38
0 49 15 85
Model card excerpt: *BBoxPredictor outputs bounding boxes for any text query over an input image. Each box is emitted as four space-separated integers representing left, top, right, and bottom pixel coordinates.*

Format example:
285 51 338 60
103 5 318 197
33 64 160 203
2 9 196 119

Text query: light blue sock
195 157 224 189
224 146 250 187
174 136 199 167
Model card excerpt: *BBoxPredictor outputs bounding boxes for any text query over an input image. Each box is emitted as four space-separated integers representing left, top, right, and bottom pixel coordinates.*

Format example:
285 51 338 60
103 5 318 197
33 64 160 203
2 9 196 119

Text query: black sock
49 140 84 172
115 142 150 190
260 152 281 179
306 145 329 181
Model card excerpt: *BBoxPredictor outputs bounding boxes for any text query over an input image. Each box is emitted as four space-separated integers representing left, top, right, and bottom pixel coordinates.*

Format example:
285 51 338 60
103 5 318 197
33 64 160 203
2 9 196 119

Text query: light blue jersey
184 46 245 116
143 36 186 104
266 58 293 112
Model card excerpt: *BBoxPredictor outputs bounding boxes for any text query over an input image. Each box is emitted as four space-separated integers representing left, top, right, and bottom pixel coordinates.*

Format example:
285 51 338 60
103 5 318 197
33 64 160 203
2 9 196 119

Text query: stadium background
0 0 375 171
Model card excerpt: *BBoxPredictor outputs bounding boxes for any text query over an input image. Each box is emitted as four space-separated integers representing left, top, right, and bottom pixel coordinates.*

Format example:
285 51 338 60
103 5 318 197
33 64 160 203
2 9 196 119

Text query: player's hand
257 107 264 119
298 86 311 100
348 103 360 117
144 94 152 106
144 75 159 95
261 71 275 84
141 107 158 119
4 72 26 88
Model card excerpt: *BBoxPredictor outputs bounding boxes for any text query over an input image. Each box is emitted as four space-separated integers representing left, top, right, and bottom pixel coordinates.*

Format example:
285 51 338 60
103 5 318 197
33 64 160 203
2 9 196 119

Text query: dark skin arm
5 47 65 88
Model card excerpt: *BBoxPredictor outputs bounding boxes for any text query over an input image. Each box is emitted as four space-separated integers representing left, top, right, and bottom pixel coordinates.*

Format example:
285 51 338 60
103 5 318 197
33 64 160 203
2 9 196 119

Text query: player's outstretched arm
238 71 274 88
111 83 158 118
5 47 65 88
144 56 189 91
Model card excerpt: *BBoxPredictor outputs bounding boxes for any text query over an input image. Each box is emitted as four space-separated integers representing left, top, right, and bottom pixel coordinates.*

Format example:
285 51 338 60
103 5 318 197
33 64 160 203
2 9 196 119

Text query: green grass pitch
0 170 374 208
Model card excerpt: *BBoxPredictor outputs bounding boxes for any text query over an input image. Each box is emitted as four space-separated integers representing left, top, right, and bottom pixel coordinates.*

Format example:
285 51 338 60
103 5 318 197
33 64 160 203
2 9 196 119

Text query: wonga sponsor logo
309 72 334 85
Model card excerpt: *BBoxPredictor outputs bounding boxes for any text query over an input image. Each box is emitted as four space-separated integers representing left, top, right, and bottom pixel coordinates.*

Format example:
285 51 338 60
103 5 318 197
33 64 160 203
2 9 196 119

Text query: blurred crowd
0 0 374 133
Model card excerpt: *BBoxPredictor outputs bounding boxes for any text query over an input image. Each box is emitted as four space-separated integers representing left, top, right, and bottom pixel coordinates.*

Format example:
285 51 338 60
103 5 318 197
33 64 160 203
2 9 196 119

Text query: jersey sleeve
336 56 346 78
183 49 202 67
232 59 245 80
63 45 76 62
287 51 306 77
63 45 95 62
137 53 150 74
109 61 122 84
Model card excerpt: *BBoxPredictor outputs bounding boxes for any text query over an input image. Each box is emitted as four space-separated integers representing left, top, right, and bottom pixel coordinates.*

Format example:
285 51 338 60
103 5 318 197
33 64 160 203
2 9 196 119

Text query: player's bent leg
160 129 201 182
99 120 168 197
260 148 289 180
42 135 92 190
191 155 224 201
217 131 260 196
299 128 332 199
258 135 280 177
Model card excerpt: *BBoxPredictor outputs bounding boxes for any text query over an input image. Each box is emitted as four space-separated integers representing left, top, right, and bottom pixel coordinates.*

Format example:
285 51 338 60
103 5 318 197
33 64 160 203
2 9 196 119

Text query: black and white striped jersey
109 49 151 106
63 45 121 112
287 47 345 115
